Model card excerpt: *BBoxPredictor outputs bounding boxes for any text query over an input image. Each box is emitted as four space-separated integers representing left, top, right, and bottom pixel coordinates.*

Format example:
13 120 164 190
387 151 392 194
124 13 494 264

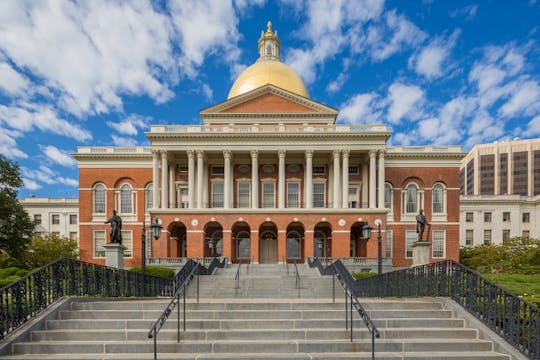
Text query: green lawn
484 274 540 307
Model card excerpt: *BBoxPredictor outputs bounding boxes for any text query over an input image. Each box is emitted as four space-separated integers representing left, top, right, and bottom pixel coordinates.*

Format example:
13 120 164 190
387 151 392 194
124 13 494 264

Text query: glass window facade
432 230 445 258
238 182 250 208
480 154 495 194
262 182 275 208
313 182 325 208
287 182 300 208
513 151 528 195
212 182 224 208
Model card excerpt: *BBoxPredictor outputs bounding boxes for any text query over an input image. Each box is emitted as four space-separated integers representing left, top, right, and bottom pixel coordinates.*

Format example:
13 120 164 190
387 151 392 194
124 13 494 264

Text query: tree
0 155 34 258
20 234 78 268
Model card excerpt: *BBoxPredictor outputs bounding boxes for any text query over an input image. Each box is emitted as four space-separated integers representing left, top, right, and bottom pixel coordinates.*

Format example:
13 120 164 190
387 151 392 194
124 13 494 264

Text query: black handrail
235 263 241 290
293 263 300 289
354 260 540 360
0 257 171 341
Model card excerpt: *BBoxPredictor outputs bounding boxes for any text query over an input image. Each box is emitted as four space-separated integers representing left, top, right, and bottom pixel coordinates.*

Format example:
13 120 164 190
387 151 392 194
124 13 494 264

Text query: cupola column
187 150 195 208
251 150 259 208
197 150 204 208
305 150 313 208
342 149 350 208
333 149 341 209
278 149 286 209
378 150 386 209
369 149 376 208
152 151 159 209
223 150 231 209
161 151 168 209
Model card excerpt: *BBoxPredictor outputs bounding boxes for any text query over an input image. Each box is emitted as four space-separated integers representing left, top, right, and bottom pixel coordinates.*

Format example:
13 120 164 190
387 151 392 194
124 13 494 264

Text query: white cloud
0 61 30 96
410 31 459 80
201 83 213 101
111 134 138 147
0 126 27 159
527 115 540 135
21 165 77 188
387 83 424 123
41 145 76 167
338 93 382 124
450 5 479 19
23 178 41 190
326 73 347 93
106 114 150 136
499 80 540 117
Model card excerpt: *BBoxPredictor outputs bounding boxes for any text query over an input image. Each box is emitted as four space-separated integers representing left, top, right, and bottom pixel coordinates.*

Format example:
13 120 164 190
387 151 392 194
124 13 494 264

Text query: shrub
0 275 22 288
129 266 175 278
352 271 377 280
15 269 30 277
0 267 21 278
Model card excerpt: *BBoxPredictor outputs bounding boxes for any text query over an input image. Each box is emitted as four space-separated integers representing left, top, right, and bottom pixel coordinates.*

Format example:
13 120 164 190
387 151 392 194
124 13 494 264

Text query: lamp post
141 217 162 295
361 220 383 275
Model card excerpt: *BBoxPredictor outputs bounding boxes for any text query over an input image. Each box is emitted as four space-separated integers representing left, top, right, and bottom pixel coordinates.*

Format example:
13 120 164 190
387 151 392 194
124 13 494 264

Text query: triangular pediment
200 85 338 125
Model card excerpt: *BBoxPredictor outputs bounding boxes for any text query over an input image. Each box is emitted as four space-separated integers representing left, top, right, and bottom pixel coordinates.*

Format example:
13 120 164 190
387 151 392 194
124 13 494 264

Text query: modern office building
74 23 464 268
20 197 79 241
460 138 540 246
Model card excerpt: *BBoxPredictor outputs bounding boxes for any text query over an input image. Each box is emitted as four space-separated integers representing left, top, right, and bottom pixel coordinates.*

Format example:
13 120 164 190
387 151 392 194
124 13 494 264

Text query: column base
411 241 431 267
103 243 126 269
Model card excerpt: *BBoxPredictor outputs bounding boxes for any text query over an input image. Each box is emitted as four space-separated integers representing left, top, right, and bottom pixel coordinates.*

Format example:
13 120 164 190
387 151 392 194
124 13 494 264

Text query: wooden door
259 233 278 263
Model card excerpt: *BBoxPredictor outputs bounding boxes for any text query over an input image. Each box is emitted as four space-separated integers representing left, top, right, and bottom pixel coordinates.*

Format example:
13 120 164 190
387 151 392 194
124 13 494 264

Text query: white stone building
460 138 540 246
20 197 79 242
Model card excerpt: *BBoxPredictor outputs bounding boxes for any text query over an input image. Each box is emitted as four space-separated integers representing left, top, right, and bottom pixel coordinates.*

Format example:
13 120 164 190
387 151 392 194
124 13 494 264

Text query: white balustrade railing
77 146 151 154
150 124 389 134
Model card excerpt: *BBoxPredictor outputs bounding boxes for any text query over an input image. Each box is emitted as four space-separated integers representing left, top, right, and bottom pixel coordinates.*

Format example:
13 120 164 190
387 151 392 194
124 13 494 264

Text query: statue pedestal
103 243 126 269
411 241 431 267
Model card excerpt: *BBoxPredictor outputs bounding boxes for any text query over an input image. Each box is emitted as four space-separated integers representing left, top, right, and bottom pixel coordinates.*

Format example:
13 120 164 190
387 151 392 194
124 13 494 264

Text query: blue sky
1 0 540 198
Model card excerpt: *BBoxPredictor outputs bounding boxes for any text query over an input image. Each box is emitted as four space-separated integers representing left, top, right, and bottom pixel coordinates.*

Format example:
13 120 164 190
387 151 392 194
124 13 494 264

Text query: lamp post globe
151 218 162 240
141 217 162 296
361 223 373 240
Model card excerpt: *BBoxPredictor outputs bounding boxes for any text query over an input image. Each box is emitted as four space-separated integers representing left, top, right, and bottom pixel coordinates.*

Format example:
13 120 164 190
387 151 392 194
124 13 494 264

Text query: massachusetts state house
74 23 464 269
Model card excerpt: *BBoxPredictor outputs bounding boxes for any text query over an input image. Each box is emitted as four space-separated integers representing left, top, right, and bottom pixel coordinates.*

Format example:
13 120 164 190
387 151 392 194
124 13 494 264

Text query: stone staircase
1 264 513 359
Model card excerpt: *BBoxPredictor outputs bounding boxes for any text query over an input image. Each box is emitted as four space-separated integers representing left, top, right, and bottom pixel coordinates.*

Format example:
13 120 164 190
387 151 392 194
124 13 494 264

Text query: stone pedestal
411 241 430 267
103 243 126 269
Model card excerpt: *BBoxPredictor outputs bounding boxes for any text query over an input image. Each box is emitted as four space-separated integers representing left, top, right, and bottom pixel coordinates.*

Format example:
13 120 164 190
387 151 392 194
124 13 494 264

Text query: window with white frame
313 182 325 208
286 231 301 259
348 186 359 208
287 182 300 208
178 186 188 208
405 184 418 213
262 182 275 208
51 214 60 225
432 230 445 258
348 165 359 174
484 230 491 245
502 229 510 243
93 230 106 258
466 230 473 246
120 184 133 214
312 166 326 175
238 182 250 208
122 230 133 258
385 230 392 258
406 231 416 258
212 182 224 208
384 183 392 209
145 183 153 211
236 231 251 258
211 166 224 175
523 230 530 238
69 214 77 225
69 232 77 240
432 183 444 214
93 183 106 214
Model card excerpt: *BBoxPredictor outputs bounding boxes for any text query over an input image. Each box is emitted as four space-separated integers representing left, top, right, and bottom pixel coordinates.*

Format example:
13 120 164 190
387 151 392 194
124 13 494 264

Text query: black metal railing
235 263 241 290
0 257 171 341
354 260 540 360
293 263 300 291
308 257 380 359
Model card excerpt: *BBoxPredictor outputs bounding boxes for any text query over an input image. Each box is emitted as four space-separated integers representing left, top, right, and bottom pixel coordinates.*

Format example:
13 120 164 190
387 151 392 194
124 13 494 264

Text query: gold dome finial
266 21 272 33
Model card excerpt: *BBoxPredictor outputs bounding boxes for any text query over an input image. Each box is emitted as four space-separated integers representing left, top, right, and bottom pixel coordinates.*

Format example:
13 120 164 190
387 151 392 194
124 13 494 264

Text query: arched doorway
232 221 251 263
314 222 332 258
259 222 278 264
350 222 368 257
168 222 187 258
286 222 304 263
204 222 223 257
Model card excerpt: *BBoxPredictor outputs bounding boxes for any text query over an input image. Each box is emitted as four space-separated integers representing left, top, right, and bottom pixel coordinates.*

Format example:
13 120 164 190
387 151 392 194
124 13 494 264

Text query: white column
361 161 368 208
152 151 159 209
187 150 195 208
169 163 175 208
197 150 204 208
369 149 376 208
333 149 340 209
224 149 231 209
378 149 385 209
251 150 259 208
161 151 168 209
342 149 349 208
278 149 286 209
305 150 313 208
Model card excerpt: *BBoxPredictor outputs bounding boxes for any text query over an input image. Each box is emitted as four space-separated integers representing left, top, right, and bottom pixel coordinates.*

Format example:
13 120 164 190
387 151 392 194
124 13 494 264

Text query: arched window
93 183 106 214
120 184 133 214
384 183 392 209
211 230 223 257
405 183 418 213
432 183 445 214
314 231 327 258
145 183 153 211
286 231 301 259
236 231 250 259
266 44 272 55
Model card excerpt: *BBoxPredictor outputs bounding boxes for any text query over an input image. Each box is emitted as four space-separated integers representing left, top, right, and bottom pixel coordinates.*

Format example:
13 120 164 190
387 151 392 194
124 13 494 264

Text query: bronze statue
416 209 429 242
105 210 122 244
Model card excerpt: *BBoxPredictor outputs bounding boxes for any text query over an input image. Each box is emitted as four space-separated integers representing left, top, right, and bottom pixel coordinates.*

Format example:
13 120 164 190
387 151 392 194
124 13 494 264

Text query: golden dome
227 22 309 99
228 60 310 99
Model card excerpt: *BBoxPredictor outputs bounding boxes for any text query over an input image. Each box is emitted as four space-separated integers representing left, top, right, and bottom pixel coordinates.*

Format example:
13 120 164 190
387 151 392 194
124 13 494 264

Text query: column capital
278 149 286 158
196 149 204 159
223 149 232 159
250 149 259 158
152 150 160 158
378 149 386 158
305 149 314 158
186 149 195 158
333 149 341 159
369 149 377 158
342 149 350 158
160 150 168 159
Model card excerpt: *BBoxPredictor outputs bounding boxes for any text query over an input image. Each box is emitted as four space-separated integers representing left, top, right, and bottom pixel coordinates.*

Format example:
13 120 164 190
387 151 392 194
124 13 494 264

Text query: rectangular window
93 231 106 258
69 232 77 240
312 166 326 175
523 212 530 223
313 182 325 208
34 214 42 225
523 230 530 238
465 212 473 222
348 165 359 174
432 230 445 258
503 212 510 222
287 182 300 208
385 230 392 258
212 182 224 208
238 182 250 208
535 150 540 196
262 182 275 208
503 229 510 243
465 230 473 246
484 230 491 245
480 154 495 195
405 231 416 258
69 214 77 225
51 214 60 225
466 159 474 195
211 166 224 175
500 153 508 194
348 186 359 208
484 212 492 222
460 168 465 195
513 151 528 196
122 230 133 258
178 187 188 208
